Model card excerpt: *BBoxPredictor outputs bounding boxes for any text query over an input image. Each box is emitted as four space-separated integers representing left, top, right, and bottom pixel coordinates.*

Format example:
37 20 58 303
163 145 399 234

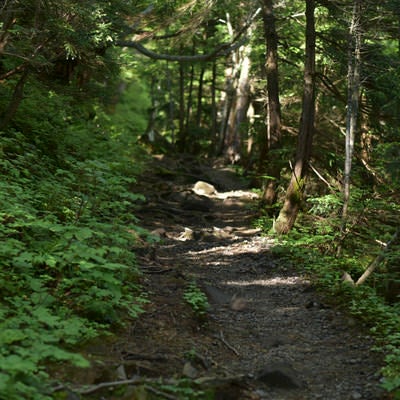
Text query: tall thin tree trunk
217 65 233 155
223 31 253 163
217 13 236 156
185 63 195 133
341 0 362 226
210 61 218 152
229 42 252 163
0 4 15 54
274 0 316 234
177 61 186 151
144 77 159 142
196 65 205 127
165 62 175 143
260 0 282 206
0 67 29 131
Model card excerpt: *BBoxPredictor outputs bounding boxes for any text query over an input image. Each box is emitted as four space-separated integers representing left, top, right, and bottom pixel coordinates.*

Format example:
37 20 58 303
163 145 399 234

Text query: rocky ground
64 155 387 399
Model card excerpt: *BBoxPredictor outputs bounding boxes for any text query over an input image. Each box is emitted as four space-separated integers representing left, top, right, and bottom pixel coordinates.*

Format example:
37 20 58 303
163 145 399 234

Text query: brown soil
60 155 386 400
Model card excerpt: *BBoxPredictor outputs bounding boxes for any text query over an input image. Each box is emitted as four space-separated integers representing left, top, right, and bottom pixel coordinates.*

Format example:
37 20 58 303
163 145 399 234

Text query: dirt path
78 155 385 399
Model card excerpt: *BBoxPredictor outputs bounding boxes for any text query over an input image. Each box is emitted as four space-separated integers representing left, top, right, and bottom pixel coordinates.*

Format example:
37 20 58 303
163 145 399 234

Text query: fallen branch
144 385 179 400
52 376 179 399
218 330 240 356
71 377 143 395
309 162 336 193
355 228 399 286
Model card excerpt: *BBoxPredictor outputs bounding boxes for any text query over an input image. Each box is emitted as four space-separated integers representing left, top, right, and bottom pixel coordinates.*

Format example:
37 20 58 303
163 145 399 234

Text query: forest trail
77 155 385 399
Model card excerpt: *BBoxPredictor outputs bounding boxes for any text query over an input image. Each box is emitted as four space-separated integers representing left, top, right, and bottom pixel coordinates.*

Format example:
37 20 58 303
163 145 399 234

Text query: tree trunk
196 65 205 127
260 0 282 206
0 3 16 54
185 63 195 134
165 62 176 143
341 0 362 227
217 64 233 155
0 67 29 131
144 77 159 142
223 31 252 163
216 13 236 156
274 0 316 235
210 61 218 152
177 61 186 151
229 44 251 163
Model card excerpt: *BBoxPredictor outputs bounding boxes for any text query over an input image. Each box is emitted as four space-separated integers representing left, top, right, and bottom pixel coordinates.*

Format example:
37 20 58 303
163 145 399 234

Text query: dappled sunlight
185 238 274 257
223 276 305 287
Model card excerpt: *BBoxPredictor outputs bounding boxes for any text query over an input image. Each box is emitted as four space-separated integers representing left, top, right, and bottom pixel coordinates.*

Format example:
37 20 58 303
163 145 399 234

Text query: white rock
193 181 216 196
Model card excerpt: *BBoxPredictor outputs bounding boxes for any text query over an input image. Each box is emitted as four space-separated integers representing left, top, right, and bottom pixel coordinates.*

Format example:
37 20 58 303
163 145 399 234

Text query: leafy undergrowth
0 105 150 398
257 191 400 398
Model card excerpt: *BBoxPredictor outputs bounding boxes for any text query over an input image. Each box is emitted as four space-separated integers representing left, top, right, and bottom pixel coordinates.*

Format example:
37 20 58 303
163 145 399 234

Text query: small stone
177 227 196 241
182 362 199 379
351 391 362 399
151 227 167 238
347 358 359 365
230 294 247 311
193 181 216 196
213 226 232 239
116 364 127 380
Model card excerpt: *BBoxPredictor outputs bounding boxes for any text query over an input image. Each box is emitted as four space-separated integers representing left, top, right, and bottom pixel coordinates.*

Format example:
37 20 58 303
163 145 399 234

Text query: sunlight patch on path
223 276 306 287
186 237 275 257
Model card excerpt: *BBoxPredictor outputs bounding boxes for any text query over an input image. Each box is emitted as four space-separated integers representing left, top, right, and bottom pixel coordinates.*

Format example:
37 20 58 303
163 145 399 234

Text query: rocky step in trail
72 155 385 399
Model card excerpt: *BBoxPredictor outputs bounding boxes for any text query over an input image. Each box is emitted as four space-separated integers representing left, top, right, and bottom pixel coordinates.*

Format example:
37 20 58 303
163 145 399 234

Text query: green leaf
0 329 27 345
74 227 94 241
0 355 37 373
31 307 60 328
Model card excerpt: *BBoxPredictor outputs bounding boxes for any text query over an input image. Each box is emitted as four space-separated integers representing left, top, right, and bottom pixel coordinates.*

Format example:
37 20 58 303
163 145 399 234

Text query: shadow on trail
131 156 385 400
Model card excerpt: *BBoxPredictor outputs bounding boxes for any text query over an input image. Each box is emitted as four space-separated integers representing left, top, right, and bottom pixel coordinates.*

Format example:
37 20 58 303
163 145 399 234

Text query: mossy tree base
274 187 301 234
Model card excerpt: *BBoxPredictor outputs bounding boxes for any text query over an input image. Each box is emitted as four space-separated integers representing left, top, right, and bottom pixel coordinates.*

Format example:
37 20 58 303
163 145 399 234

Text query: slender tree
224 38 253 163
274 0 316 234
178 60 186 151
196 65 206 127
220 8 260 162
260 0 282 206
338 0 362 252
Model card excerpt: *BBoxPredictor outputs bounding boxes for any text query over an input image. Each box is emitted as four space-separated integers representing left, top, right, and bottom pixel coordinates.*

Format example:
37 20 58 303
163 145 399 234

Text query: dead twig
342 228 400 286
355 228 399 286
53 377 178 399
218 330 240 356
144 384 179 400
309 162 336 193
72 377 143 395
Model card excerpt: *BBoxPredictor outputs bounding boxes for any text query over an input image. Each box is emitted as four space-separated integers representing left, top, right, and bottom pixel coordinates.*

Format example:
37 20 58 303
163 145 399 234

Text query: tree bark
177 61 186 151
185 63 195 134
196 65 205 127
217 13 237 157
260 0 282 206
341 0 362 226
274 0 316 234
0 3 16 55
217 66 231 155
0 67 29 131
223 23 253 163
226 44 252 163
210 61 218 149
164 63 176 144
